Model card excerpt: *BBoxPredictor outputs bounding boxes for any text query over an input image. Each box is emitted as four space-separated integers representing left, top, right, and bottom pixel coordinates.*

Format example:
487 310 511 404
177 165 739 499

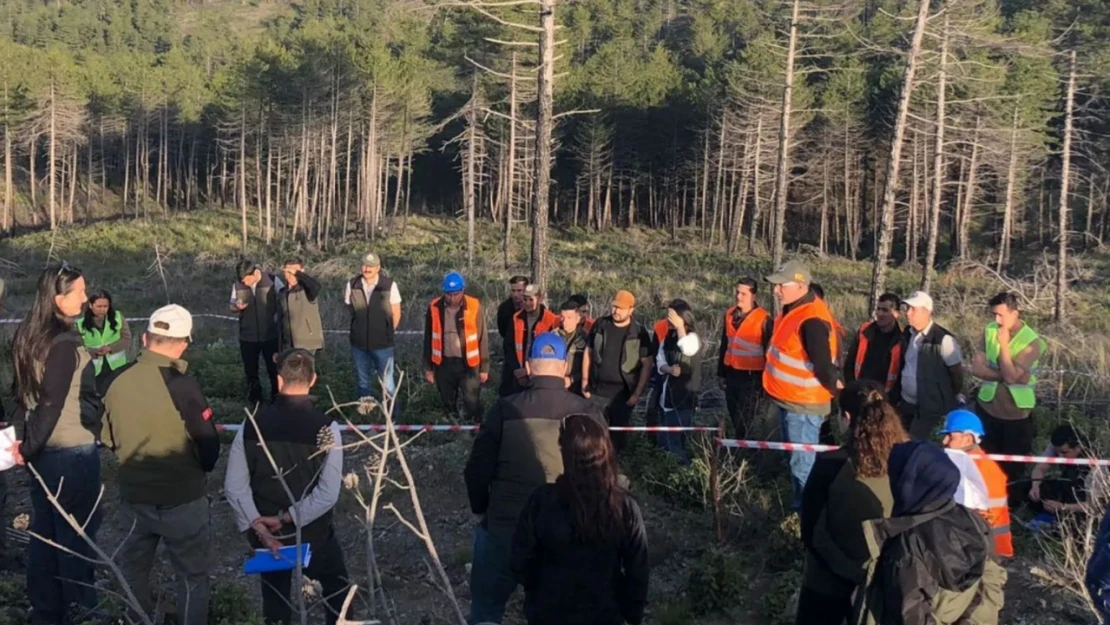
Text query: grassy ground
0 210 1106 624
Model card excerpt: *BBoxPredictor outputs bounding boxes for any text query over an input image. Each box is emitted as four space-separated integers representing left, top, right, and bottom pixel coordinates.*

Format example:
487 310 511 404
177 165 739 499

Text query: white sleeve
344 281 353 307
655 342 668 375
273 275 284 292
390 282 402 305
677 333 701 357
941 335 963 367
230 285 239 306
289 422 344 528
223 427 260 533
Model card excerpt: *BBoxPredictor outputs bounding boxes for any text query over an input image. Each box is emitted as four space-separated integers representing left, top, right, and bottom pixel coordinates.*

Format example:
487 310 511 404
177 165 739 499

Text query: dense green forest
0 0 1108 305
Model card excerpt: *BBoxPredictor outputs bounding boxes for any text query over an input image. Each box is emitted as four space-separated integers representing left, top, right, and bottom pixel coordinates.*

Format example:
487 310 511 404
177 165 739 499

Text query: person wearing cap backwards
844 292 904 392
763 260 842 510
277 256 324 353
230 259 283 406
583 290 653 454
555 298 589 396
423 272 490 423
502 284 560 397
893 291 964 440
345 252 403 410
717 277 773 440
102 304 220 625
464 333 604 624
939 409 1014 558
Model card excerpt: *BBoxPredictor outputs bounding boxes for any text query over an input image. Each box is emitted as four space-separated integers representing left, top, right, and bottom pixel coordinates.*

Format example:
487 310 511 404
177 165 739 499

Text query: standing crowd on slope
0 254 1108 625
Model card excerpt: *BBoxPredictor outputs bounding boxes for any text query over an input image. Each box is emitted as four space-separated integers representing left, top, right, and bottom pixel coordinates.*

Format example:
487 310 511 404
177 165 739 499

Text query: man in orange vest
502 284 560 397
717 277 773 439
844 292 904 392
939 409 1014 557
763 260 842 510
423 272 489 423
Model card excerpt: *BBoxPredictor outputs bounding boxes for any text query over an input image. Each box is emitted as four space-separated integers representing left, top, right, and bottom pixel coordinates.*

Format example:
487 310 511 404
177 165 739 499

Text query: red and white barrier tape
214 423 717 434
716 438 1110 466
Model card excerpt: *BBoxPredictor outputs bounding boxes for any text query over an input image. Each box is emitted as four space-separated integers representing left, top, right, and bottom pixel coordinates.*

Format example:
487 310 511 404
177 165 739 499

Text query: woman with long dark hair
511 414 650 625
796 380 908 625
78 289 132 386
655 299 702 464
10 264 103 624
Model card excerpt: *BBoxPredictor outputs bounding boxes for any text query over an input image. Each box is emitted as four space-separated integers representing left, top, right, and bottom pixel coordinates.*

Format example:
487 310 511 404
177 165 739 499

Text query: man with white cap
102 304 220 625
345 252 403 411
894 291 964 440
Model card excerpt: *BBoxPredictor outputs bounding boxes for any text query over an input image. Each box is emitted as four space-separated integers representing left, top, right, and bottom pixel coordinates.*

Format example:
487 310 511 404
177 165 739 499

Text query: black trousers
977 405 1037 499
795 587 851 625
724 370 763 440
435 358 483 423
591 389 634 454
251 530 350 625
240 339 279 406
644 384 663 447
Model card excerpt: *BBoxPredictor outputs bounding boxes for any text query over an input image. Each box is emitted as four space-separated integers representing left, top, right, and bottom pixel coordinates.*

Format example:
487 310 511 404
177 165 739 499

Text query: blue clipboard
243 543 312 575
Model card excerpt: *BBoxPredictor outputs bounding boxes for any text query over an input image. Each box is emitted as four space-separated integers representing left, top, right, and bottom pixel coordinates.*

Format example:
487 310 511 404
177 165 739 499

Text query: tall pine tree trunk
771 0 801 269
1055 50 1076 324
921 16 948 291
530 0 556 291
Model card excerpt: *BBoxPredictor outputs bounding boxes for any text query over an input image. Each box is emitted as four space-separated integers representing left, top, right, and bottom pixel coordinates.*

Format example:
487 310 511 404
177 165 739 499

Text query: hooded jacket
852 441 1006 625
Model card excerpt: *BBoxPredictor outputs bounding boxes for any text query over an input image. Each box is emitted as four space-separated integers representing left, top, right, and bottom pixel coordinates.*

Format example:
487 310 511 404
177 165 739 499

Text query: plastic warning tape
716 438 1110 466
214 423 716 433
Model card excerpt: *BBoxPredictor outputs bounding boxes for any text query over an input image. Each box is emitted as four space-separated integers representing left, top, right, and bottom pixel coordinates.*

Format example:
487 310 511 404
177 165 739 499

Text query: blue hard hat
442 272 465 293
938 409 985 437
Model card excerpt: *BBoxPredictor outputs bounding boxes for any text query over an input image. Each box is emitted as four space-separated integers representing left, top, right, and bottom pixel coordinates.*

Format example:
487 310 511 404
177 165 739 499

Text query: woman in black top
10 264 103 624
655 299 703 464
512 414 650 625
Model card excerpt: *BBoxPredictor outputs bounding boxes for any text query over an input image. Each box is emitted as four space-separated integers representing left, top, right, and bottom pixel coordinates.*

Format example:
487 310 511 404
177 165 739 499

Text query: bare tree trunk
48 80 57 230
3 113 11 231
504 53 518 270
958 118 981 260
998 107 1019 272
530 0 556 291
239 107 248 252
700 129 710 234
771 0 801 269
921 17 948 291
710 114 725 241
819 150 829 256
748 119 764 253
466 73 478 271
1055 50 1076 324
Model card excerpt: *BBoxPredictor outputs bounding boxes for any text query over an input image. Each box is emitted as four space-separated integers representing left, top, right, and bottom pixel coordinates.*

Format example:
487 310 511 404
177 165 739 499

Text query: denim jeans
351 346 400 415
27 444 102 625
658 408 694 465
1087 510 1110 622
777 407 823 511
468 524 517 624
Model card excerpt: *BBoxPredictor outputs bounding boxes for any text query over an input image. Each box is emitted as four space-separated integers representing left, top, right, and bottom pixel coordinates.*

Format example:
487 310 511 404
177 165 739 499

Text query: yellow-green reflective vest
79 311 128 375
977 322 1044 409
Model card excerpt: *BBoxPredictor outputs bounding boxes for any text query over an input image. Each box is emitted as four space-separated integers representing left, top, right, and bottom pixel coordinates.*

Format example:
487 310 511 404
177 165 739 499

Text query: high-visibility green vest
977 321 1044 409
79 311 128 375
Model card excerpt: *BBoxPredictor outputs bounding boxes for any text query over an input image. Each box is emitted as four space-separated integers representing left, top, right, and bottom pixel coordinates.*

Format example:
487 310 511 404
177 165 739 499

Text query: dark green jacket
234 273 280 343
279 272 324 351
895 323 962 420
587 317 651 395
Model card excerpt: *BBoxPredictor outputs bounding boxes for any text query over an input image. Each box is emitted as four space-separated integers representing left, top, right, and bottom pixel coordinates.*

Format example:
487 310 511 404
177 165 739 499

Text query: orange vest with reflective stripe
430 296 482 369
853 321 903 391
969 449 1014 557
763 298 839 405
513 307 560 366
653 319 669 346
723 307 769 371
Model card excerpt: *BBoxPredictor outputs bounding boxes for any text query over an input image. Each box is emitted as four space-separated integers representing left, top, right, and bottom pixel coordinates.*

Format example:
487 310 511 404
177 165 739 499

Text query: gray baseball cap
361 253 381 268
765 260 812 285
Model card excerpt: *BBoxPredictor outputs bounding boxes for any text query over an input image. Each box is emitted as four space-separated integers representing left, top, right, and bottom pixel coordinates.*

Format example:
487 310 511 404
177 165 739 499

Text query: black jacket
511 482 650 625
659 331 702 411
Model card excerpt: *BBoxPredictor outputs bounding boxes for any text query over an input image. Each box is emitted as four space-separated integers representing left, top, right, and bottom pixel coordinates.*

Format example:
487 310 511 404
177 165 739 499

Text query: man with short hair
567 293 595 333
939 409 1013 558
763 260 841 510
555 299 588 395
502 284 559 397
277 257 324 353
582 290 653 453
464 333 604 624
1029 424 1095 521
717 277 773 439
844 292 904 391
230 259 282 406
894 291 964 440
972 291 1046 494
224 349 349 625
496 276 529 341
423 272 490 423
104 305 220 625
345 253 402 409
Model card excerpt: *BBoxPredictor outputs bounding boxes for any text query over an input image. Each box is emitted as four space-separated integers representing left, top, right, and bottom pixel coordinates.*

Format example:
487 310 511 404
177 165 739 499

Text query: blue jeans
778 408 823 511
27 444 102 624
351 346 399 414
1087 509 1110 622
658 408 694 465
468 524 516 624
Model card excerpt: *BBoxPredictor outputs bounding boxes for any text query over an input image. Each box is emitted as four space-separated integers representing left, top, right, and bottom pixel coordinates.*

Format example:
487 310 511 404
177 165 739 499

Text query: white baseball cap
147 304 193 340
902 291 934 312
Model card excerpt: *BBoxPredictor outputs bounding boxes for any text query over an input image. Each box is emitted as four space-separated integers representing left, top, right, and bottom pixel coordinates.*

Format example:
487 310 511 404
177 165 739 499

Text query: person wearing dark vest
656 300 703 464
497 275 529 341
277 257 324 353
717 277 772 440
10 265 102 624
555 299 589 396
844 292 903 392
582 290 653 454
423 272 490 423
502 284 560 397
224 349 349 625
103 304 219 625
345 252 403 409
78 288 132 390
230 259 282 407
893 291 964 440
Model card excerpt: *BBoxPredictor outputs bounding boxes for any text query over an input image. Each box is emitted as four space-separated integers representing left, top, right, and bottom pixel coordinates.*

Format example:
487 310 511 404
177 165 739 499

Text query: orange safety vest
968 449 1014 557
853 321 903 392
763 298 839 405
430 295 482 369
723 306 770 372
653 319 669 347
514 307 560 366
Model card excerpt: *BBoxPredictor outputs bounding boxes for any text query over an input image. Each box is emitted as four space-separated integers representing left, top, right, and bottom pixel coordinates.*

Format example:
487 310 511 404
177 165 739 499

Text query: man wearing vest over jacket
939 409 1014 558
224 350 350 625
230 260 282 406
103 305 220 625
972 291 1046 494
717 277 773 440
763 261 841 510
582 290 653 454
423 272 490 423
277 257 324 353
345 253 403 412
844 292 904 391
501 284 559 397
894 291 965 440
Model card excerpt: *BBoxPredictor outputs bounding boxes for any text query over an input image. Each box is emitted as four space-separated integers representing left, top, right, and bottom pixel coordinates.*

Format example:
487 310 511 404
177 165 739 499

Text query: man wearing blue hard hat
939 409 1013 557
423 271 489 423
